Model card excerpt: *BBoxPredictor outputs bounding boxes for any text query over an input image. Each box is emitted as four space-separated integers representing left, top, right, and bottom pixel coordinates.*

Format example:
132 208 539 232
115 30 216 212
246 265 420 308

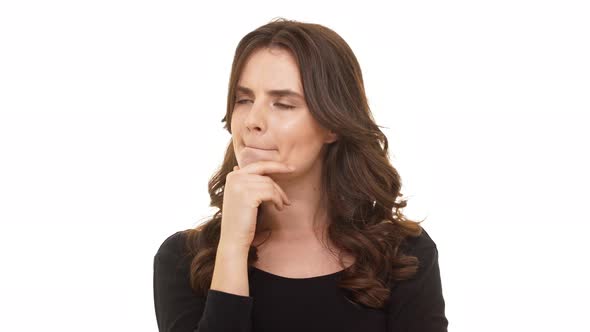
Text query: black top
153 227 448 332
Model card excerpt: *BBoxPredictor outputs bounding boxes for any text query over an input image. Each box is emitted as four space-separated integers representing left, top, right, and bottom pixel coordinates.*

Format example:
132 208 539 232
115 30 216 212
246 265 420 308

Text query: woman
153 17 448 332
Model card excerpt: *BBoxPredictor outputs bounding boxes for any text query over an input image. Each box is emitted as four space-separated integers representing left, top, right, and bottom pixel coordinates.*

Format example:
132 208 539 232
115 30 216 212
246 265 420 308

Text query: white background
1 1 588 331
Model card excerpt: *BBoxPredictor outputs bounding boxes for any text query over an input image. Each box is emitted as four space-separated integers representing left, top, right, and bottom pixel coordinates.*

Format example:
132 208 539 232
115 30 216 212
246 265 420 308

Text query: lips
245 145 275 151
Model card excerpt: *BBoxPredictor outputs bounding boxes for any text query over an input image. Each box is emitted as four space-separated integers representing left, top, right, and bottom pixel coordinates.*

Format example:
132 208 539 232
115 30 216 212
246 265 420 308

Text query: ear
325 130 339 144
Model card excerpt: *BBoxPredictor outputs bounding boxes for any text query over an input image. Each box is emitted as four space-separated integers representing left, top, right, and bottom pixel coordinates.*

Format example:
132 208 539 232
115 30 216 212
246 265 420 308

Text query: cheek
274 116 323 148
230 112 240 132
281 134 324 161
230 113 246 138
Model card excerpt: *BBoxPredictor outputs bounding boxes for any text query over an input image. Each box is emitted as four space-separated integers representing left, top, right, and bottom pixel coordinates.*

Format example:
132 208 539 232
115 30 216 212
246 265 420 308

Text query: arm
210 239 252 297
153 232 254 332
387 245 449 332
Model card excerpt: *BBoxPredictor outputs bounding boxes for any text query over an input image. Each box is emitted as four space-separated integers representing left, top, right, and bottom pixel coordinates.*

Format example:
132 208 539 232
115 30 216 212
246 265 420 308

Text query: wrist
217 239 250 257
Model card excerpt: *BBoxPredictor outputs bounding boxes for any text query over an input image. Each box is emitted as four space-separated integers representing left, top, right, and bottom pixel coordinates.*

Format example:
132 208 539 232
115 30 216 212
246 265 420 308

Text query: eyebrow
236 85 304 100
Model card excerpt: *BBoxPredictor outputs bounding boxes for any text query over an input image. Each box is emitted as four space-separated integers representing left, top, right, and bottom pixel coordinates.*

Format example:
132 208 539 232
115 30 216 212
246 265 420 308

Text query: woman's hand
219 161 295 250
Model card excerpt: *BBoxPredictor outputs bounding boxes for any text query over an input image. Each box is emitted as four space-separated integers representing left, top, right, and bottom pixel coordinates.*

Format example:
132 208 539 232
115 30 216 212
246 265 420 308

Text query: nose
244 100 268 132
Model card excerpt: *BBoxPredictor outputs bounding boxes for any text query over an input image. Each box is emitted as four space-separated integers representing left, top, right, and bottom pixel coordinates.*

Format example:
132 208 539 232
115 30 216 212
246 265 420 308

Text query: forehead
237 47 304 96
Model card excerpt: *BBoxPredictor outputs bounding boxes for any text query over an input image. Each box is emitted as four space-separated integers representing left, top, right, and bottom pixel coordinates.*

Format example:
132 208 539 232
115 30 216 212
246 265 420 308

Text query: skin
230 46 338 248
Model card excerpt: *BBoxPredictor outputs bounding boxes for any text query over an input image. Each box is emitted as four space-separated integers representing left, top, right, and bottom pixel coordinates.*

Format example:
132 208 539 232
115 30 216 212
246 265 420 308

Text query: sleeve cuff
197 289 254 331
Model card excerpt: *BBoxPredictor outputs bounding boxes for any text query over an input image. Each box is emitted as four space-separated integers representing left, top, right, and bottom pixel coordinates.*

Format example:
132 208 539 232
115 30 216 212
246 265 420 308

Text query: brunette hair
182 17 425 310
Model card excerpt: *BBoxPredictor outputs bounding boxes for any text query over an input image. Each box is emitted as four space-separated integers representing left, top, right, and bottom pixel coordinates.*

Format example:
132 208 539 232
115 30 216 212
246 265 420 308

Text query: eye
235 99 295 110
275 103 295 110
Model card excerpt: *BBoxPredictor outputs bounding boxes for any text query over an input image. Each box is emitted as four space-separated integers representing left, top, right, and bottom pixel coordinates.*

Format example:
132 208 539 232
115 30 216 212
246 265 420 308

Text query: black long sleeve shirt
153 228 448 332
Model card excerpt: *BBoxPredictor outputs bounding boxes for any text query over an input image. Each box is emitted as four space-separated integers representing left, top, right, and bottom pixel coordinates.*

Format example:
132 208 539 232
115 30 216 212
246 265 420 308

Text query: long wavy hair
182 17 425 310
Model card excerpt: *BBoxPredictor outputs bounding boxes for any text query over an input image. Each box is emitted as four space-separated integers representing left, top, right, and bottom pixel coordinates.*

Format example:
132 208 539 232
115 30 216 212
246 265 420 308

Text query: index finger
239 160 296 175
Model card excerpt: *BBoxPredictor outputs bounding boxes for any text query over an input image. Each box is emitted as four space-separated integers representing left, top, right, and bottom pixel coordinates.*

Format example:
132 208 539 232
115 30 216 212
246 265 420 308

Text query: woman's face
231 47 337 172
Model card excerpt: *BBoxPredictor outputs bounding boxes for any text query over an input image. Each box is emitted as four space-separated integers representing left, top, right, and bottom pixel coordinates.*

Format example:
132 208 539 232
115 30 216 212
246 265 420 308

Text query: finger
240 160 295 175
271 180 291 206
261 185 284 211
272 185 285 210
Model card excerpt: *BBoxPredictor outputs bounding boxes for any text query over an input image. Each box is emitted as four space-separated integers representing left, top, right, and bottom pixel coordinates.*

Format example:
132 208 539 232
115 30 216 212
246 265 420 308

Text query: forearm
210 241 251 297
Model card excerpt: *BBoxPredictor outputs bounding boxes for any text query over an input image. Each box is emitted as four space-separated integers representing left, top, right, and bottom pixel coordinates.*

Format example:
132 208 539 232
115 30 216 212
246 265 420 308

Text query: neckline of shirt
250 266 345 281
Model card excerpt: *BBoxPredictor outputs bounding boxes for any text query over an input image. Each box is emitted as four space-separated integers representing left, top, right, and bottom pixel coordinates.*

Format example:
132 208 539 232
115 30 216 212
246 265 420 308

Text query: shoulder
388 226 443 292
153 229 197 276
154 229 191 259
399 226 441 276
387 227 447 326
401 226 438 255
